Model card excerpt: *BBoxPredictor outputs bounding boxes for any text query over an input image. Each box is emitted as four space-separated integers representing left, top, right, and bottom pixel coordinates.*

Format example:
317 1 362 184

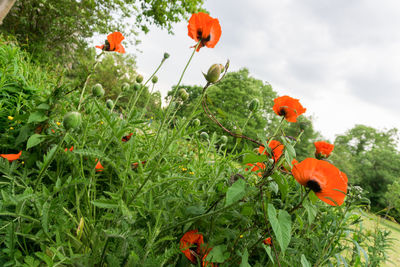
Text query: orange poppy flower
314 141 334 158
64 146 74 152
263 237 272 246
180 230 205 264
0 151 22 162
258 140 285 162
187 12 221 52
292 158 348 206
96 32 126 53
121 133 133 142
245 162 266 177
95 159 104 172
273 96 306 122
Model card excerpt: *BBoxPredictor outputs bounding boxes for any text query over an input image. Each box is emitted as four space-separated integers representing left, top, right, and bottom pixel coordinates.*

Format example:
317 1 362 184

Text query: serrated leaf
242 153 267 164
225 179 246 206
28 111 48 123
267 204 292 253
205 245 230 263
37 103 50 110
301 254 311 267
262 244 274 264
26 134 45 150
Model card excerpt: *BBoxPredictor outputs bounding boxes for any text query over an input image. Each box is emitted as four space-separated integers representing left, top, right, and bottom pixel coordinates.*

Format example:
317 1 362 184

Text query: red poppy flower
258 140 285 162
245 162 266 177
132 160 147 169
180 230 205 264
314 141 334 158
187 12 221 52
0 151 22 162
273 96 306 122
95 159 104 172
64 146 74 152
122 133 133 142
96 32 125 53
263 237 272 246
292 158 348 206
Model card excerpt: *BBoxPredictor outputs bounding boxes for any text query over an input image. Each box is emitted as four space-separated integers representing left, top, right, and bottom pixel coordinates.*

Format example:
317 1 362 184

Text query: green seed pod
92 84 104 97
192 118 201 127
200 132 209 140
249 99 260 112
106 99 113 109
163 52 170 59
220 135 228 144
63 111 82 130
204 64 223 83
178 88 189 101
219 64 225 73
136 74 143 83
121 82 130 91
132 83 141 91
152 75 158 84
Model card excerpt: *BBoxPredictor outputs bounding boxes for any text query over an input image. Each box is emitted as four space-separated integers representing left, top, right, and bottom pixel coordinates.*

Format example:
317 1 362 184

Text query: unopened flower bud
136 74 143 83
121 82 130 91
200 132 209 140
92 83 104 97
163 52 170 59
249 99 260 112
192 118 201 127
220 135 228 144
63 111 82 130
204 64 223 83
152 75 158 84
178 88 189 101
106 99 114 109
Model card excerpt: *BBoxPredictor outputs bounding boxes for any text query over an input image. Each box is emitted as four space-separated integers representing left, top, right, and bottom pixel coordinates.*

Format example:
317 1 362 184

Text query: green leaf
205 245 230 263
262 244 274 264
28 111 48 123
42 200 51 234
301 254 311 267
242 153 267 164
239 248 251 267
303 200 317 225
270 172 288 200
91 199 119 209
37 103 50 110
26 134 45 150
267 204 292 253
225 179 246 206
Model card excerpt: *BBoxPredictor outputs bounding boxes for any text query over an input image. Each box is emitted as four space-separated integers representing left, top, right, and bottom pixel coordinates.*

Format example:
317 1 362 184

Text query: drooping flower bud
121 82 130 91
203 64 223 83
178 88 189 101
249 99 260 112
200 132 209 140
220 135 228 144
92 84 104 97
136 74 143 83
192 118 201 127
163 52 170 59
63 111 82 130
106 99 114 109
152 75 158 84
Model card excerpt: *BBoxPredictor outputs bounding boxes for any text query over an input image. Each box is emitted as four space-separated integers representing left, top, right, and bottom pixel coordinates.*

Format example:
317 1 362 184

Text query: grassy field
361 212 400 267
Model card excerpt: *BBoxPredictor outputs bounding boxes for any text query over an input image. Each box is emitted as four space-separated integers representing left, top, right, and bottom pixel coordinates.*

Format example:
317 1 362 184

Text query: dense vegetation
0 1 399 266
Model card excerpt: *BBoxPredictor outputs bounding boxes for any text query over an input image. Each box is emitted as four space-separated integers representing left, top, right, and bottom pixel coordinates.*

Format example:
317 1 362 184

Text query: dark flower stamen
306 180 322 193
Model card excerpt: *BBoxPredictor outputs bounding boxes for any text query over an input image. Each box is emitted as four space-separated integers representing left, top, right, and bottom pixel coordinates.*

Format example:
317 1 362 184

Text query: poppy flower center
306 180 322 193
197 30 211 46
278 107 287 116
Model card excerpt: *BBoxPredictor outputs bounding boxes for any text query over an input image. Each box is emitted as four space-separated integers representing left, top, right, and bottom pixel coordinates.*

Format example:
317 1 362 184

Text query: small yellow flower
239 235 244 238
100 121 104 125
56 121 61 126
189 171 194 175
8 116 14 120
9 127 14 130
22 161 25 165
181 167 187 172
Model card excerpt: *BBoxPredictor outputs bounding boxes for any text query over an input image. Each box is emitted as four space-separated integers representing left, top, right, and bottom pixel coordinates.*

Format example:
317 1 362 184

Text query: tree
1 0 205 63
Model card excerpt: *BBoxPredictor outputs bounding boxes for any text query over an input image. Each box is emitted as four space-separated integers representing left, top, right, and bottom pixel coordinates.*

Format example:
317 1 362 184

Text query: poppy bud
92 84 104 97
192 118 201 127
178 88 189 101
163 52 170 59
263 237 272 246
130 83 141 91
136 74 143 83
249 99 260 112
204 64 223 83
200 132 209 140
152 75 158 84
121 82 130 91
63 111 82 130
220 135 228 144
106 99 114 109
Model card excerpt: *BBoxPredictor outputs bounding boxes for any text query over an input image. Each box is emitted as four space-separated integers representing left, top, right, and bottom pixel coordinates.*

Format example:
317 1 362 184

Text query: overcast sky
108 0 400 141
